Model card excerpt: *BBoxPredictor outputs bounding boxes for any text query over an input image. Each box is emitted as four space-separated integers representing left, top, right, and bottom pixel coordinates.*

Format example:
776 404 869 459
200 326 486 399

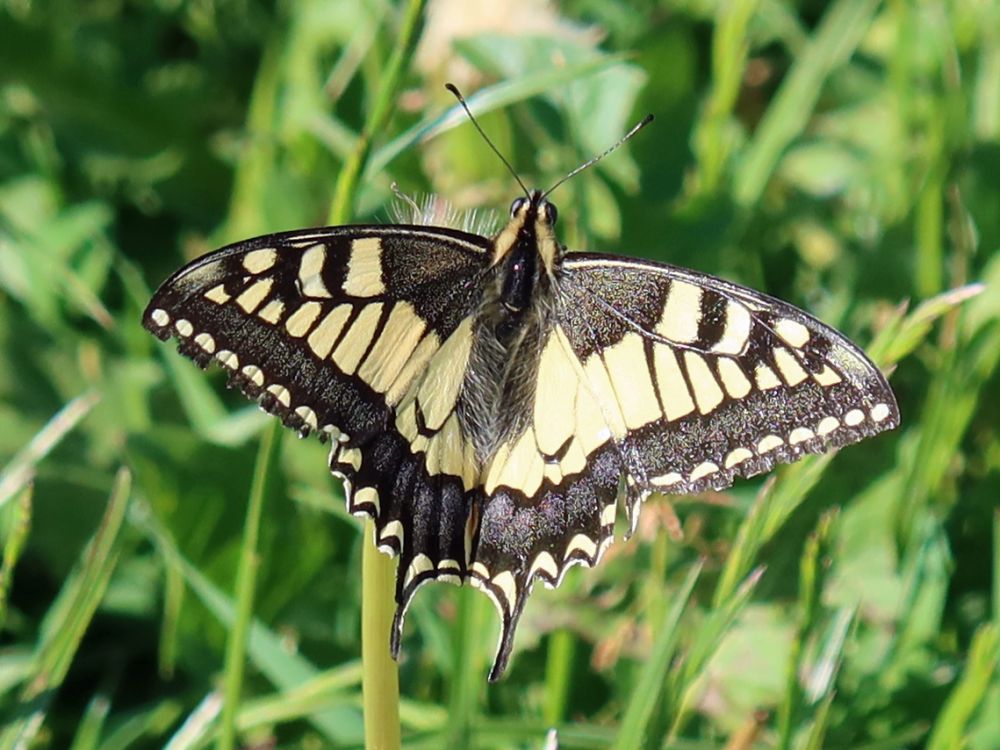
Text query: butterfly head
493 189 562 274
487 190 563 313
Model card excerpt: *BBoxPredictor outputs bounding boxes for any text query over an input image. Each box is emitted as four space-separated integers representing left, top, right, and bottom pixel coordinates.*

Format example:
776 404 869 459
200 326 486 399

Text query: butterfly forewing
555 254 899 493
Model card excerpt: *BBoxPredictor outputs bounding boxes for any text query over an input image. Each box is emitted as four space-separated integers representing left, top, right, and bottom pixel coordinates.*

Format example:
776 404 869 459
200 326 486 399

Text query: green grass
1 1 999 748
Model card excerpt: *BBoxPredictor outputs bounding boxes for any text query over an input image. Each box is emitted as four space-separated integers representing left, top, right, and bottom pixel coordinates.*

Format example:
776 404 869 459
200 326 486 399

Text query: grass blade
733 0 880 206
131 501 364 744
326 2 430 748
0 485 32 631
668 566 767 739
0 468 131 750
926 624 999 750
0 391 100 509
217 421 281 750
364 55 629 181
613 559 703 750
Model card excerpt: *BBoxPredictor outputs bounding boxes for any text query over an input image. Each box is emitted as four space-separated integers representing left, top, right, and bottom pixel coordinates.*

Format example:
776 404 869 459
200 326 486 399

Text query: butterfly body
144 190 897 680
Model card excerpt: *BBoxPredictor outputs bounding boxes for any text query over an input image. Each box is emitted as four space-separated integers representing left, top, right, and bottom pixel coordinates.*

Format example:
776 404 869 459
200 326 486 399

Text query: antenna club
541 112 656 199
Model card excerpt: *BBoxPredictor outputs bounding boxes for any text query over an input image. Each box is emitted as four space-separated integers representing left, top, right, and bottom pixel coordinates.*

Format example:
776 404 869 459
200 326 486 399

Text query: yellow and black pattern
144 223 492 633
144 190 898 681
468 257 897 679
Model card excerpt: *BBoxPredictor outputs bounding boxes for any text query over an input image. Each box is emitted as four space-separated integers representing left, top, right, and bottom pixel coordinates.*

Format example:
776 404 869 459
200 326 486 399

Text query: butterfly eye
510 197 528 217
543 202 558 225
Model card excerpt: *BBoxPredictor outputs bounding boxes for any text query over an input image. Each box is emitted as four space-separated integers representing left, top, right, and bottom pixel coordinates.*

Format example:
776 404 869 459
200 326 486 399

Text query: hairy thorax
458 257 557 462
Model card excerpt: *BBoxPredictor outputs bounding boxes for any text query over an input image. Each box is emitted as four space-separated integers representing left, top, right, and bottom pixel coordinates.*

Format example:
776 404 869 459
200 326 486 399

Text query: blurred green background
1 0 998 748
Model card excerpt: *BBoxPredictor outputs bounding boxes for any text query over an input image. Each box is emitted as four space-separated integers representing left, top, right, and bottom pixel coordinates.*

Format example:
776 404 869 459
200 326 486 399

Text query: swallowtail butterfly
144 97 898 681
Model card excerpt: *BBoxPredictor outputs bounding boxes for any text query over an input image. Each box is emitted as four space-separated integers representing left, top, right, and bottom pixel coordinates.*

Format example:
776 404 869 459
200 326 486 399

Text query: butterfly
143 98 898 681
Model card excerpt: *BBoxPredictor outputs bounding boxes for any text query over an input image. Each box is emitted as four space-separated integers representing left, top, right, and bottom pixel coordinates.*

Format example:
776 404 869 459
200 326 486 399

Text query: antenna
445 83 530 198
542 113 654 200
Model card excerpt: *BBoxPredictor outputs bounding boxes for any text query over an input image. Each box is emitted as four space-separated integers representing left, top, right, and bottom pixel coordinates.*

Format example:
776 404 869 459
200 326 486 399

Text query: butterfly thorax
457 192 562 461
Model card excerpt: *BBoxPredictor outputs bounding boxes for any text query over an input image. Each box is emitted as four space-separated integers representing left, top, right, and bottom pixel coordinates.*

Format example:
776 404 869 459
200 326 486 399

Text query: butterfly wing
555 253 898 502
467 252 898 678
143 224 493 632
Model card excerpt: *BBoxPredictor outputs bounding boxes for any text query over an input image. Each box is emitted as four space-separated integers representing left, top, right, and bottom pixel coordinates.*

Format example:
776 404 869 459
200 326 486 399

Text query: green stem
446 590 475 747
226 28 283 239
328 0 426 225
325 2 426 748
218 422 281 750
362 522 402 750
543 629 575 725
0 485 32 631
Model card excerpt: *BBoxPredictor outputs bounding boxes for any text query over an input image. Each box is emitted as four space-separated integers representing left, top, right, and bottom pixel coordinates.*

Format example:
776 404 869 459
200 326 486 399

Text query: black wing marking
556 253 899 504
143 224 492 652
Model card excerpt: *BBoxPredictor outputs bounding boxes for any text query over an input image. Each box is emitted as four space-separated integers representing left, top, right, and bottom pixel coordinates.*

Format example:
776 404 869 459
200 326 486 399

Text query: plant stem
328 0 426 225
362 522 402 750
218 422 281 750
324 1 426 748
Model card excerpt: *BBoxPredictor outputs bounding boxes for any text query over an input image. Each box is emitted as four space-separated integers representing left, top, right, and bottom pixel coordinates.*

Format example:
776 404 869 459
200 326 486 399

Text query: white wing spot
817 416 839 435
491 571 518 611
338 447 362 471
717 358 752 398
813 365 842 386
653 346 696 420
724 447 753 469
343 237 386 297
566 533 598 559
294 405 318 430
403 553 433 587
844 408 865 426
266 384 291 407
242 248 277 274
204 284 230 304
299 244 333 298
871 403 891 422
235 278 274 313
789 427 815 445
757 434 783 453
150 308 170 327
257 299 285 324
529 551 559 580
689 461 719 481
712 302 752 355
755 363 782 390
285 301 323 338
332 302 384 375
241 364 264 387
352 486 380 516
774 347 809 386
175 319 194 337
308 304 352 358
657 280 702 344
194 332 216 353
685 351 725 414
651 472 683 487
216 350 239 369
